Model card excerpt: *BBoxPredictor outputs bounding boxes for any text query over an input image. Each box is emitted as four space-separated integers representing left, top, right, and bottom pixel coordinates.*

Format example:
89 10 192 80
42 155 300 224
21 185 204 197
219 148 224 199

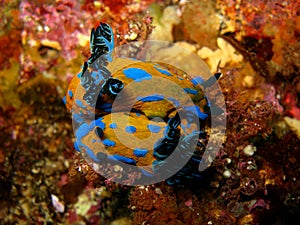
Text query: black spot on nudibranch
95 126 104 138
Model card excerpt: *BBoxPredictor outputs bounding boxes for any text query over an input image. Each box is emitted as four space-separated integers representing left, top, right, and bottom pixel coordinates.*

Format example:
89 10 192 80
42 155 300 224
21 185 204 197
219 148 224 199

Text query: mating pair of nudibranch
64 22 221 185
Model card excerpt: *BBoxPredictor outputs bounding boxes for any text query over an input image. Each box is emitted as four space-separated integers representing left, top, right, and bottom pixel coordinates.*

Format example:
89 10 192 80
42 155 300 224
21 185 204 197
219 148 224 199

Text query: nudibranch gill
64 22 221 185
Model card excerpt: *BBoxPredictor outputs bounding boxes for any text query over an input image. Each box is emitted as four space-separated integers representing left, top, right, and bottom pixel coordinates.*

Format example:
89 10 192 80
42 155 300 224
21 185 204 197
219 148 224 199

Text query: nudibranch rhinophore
64 22 221 185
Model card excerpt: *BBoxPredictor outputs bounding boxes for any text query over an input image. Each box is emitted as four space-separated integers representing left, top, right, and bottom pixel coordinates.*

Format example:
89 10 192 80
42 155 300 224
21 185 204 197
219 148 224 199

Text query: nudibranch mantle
65 22 219 185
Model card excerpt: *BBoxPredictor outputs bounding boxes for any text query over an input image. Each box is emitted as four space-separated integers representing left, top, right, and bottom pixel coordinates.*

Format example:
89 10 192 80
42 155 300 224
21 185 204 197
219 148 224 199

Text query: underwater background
0 0 300 224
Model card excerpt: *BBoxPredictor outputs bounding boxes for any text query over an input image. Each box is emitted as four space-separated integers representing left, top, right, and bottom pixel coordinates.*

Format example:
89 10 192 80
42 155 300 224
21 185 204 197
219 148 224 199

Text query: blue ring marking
108 81 124 95
108 154 136 165
154 66 172 76
177 76 184 80
136 94 164 102
109 122 117 129
147 124 162 133
125 125 137 133
68 90 73 98
92 139 97 143
109 85 118 95
103 139 116 147
75 99 87 109
123 68 152 82
136 112 141 116
191 76 205 85
133 148 149 157
183 88 198 95
184 105 208 120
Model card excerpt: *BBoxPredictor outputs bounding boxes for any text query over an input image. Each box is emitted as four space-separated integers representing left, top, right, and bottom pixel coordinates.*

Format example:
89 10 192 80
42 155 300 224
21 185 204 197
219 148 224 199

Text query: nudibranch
65 23 221 185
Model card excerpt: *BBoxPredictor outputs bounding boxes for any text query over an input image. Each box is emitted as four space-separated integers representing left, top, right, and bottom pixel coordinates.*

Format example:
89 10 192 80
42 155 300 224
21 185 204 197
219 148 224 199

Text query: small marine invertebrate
239 177 258 196
65 22 221 185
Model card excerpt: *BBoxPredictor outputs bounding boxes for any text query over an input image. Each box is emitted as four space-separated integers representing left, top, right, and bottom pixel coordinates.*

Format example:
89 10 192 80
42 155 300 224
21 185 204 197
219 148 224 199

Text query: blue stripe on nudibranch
183 88 198 95
75 99 87 108
123 68 152 82
109 122 117 129
147 124 162 133
140 169 154 177
133 148 149 157
154 67 172 76
103 139 116 146
184 105 208 119
75 123 91 141
86 148 101 162
93 118 106 130
137 94 164 102
103 24 114 54
108 154 136 165
75 123 100 163
73 112 85 123
62 96 67 105
126 125 137 133
74 141 80 152
167 97 180 107
191 76 205 86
